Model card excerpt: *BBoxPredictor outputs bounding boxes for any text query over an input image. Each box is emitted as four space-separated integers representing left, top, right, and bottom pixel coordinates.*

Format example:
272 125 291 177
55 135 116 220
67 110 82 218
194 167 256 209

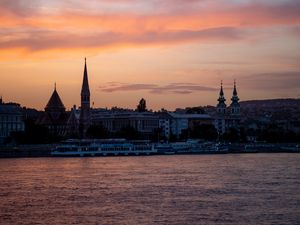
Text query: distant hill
240 99 300 108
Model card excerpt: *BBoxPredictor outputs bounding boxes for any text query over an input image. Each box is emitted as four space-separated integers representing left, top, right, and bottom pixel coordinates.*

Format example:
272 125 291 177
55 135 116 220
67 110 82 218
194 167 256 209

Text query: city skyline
0 0 300 110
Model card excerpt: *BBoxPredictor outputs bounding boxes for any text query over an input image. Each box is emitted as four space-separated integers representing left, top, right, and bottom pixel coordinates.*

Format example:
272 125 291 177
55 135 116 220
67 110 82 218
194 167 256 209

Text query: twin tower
217 80 240 116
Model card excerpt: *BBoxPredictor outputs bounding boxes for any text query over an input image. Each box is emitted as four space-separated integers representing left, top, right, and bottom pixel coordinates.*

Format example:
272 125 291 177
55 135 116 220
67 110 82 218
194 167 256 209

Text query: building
36 58 89 138
92 109 159 137
214 81 241 136
79 58 91 137
158 111 213 139
36 84 70 136
0 98 25 144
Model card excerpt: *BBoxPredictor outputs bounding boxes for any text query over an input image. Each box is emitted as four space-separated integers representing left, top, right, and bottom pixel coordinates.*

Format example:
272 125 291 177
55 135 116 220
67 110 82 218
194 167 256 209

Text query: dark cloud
0 0 40 16
290 26 300 37
241 71 300 90
99 82 217 94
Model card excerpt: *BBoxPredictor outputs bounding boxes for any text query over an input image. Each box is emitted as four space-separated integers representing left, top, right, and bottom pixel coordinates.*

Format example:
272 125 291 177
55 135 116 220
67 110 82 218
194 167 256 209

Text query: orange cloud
0 0 299 59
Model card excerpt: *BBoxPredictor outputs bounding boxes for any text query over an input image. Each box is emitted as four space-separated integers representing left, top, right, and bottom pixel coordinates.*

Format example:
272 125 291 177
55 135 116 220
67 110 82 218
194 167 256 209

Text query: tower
229 80 240 116
79 58 91 137
45 83 66 120
37 83 67 136
216 81 226 115
215 81 227 135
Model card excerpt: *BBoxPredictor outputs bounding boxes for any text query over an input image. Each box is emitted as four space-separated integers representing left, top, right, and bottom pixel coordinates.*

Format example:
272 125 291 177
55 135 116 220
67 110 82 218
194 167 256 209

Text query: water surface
0 154 299 224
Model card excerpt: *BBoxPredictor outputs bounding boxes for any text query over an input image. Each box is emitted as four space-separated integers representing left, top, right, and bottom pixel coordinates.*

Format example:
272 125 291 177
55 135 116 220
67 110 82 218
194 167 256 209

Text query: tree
137 98 147 112
115 126 142 140
150 127 164 142
11 119 54 144
86 124 110 139
223 127 240 142
257 123 300 143
180 128 190 140
186 107 205 114
190 124 218 141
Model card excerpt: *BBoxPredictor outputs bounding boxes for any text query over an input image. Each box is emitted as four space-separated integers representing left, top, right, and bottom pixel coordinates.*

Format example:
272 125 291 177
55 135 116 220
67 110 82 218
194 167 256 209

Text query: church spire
231 79 239 103
219 80 224 96
218 81 226 104
81 57 90 95
80 57 91 138
233 79 237 96
217 80 226 114
230 79 240 115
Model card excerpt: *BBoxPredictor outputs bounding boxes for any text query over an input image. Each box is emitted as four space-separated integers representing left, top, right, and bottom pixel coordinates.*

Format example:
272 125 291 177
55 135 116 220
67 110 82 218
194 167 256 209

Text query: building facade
0 99 25 144
158 111 213 139
92 109 159 137
214 81 241 136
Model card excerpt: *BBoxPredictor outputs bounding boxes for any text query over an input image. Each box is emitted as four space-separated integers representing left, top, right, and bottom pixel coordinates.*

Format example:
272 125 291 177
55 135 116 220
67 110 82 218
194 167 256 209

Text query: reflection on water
0 154 300 225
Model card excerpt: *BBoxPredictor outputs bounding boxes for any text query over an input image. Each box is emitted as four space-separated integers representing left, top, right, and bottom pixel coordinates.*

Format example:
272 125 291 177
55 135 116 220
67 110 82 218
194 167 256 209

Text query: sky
0 0 299 110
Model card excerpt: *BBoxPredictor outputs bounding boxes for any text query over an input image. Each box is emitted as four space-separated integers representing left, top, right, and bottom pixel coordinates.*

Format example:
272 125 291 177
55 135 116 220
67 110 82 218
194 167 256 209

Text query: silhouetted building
79 58 91 137
36 59 91 138
67 105 80 138
158 111 213 139
92 109 159 137
36 84 70 136
0 98 25 144
214 81 241 136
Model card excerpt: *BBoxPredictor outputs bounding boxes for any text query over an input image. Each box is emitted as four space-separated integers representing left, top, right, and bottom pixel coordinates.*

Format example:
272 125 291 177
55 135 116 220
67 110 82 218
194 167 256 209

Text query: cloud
0 0 299 56
0 27 245 51
241 71 300 90
99 82 217 94
291 26 300 38
0 0 40 16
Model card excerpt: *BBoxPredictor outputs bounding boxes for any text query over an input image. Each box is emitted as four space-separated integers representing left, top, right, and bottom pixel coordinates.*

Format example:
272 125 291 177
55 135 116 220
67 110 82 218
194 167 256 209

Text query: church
214 81 241 135
36 58 91 138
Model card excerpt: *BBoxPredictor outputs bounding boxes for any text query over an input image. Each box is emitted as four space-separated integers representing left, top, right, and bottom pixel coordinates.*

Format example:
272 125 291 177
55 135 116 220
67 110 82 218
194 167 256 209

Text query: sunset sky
0 0 299 110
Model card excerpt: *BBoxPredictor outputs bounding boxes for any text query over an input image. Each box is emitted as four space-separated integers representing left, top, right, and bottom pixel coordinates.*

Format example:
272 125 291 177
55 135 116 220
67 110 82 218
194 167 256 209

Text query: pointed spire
81 57 90 95
54 82 56 91
219 80 224 96
217 80 226 110
233 79 237 96
80 57 91 138
218 80 225 101
45 85 65 112
231 79 239 104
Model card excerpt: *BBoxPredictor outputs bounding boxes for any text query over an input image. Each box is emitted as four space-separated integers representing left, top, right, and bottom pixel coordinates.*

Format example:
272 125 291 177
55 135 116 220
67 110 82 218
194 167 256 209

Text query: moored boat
52 139 156 156
52 139 229 157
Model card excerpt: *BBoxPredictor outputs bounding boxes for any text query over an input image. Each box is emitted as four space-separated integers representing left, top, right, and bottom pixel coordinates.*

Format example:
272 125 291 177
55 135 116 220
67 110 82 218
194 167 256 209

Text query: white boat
52 139 156 156
154 143 175 154
52 139 228 157
159 140 228 154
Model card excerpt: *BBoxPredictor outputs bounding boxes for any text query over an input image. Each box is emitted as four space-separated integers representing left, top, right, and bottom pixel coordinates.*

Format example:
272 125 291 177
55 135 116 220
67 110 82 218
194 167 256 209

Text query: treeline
6 120 300 144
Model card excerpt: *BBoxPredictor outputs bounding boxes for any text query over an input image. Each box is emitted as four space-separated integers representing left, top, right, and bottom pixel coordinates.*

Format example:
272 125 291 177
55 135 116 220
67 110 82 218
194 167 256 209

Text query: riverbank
0 143 299 158
0 145 52 158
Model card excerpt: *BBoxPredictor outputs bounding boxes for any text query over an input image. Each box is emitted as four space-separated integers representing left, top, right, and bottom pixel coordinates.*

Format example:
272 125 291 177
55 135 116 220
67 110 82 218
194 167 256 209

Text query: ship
51 139 228 157
52 139 156 156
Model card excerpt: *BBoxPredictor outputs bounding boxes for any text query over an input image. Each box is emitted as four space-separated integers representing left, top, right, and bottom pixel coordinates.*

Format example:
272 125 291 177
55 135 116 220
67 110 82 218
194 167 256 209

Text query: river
0 154 299 224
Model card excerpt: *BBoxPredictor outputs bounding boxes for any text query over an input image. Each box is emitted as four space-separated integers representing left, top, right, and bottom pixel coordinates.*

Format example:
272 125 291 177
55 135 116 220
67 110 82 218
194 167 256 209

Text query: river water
0 154 299 225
